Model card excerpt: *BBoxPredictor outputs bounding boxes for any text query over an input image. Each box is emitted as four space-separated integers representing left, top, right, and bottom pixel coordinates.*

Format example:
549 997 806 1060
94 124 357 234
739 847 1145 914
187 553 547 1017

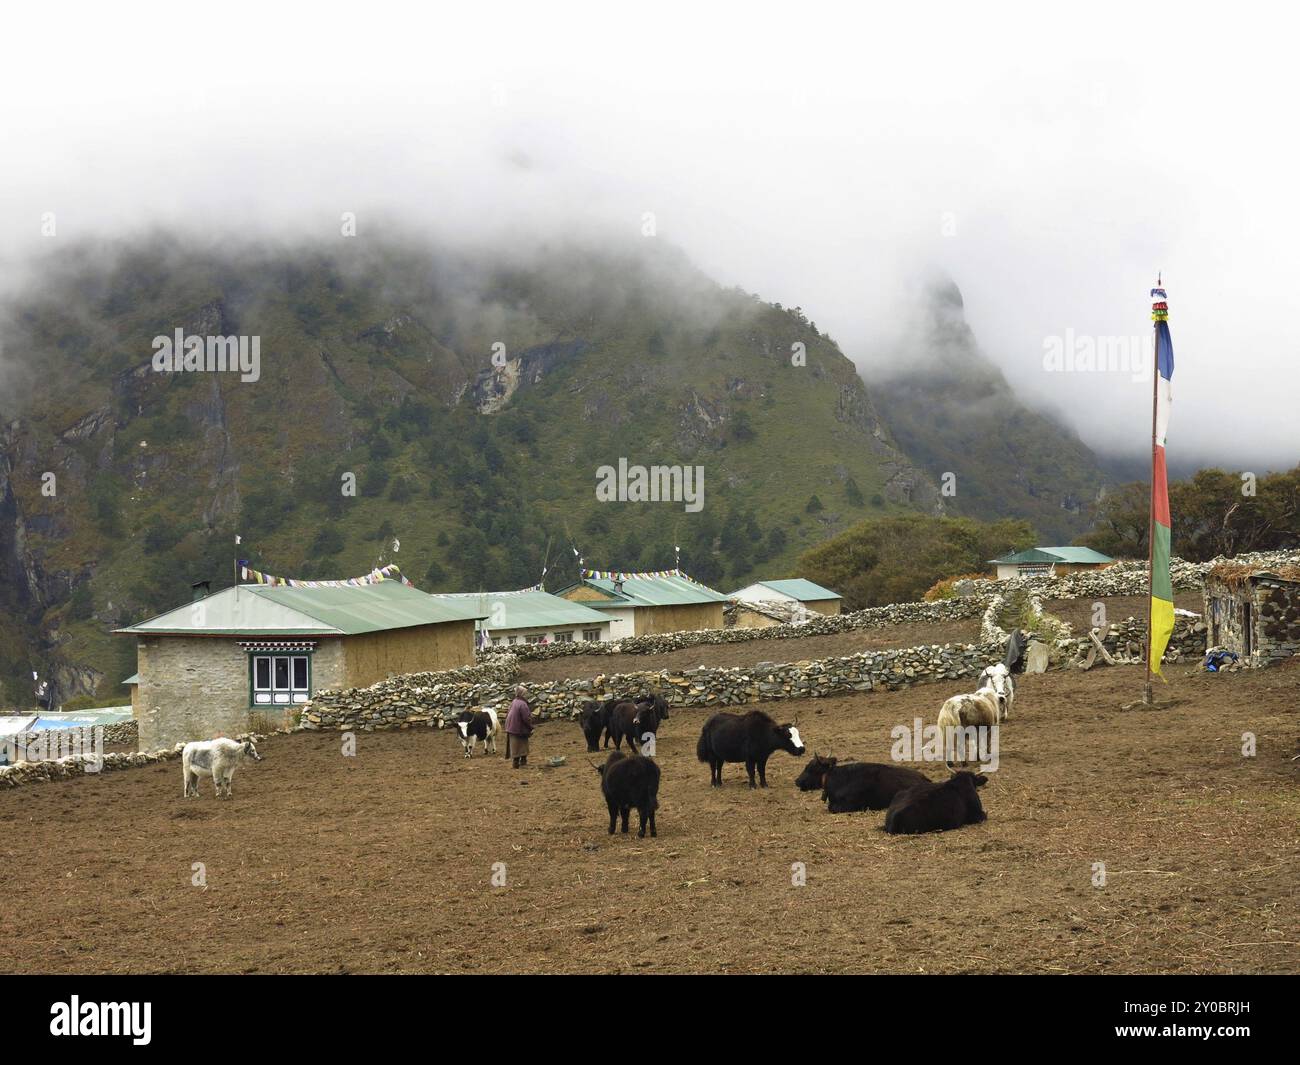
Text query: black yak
884 771 988 835
578 700 608 753
595 751 661 837
695 710 805 788
795 754 930 813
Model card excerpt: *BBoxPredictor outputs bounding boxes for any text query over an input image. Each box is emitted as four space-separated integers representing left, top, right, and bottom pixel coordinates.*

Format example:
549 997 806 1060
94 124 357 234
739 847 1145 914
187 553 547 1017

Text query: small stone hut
1202 563 1300 666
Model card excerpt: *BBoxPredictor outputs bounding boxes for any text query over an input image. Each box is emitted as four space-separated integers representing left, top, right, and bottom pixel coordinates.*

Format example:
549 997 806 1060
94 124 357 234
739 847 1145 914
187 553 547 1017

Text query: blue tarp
30 707 132 730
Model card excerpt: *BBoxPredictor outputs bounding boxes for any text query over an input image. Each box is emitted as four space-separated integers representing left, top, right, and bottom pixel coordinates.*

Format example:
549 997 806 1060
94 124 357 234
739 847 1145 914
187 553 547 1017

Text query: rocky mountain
0 234 947 706
872 279 1109 543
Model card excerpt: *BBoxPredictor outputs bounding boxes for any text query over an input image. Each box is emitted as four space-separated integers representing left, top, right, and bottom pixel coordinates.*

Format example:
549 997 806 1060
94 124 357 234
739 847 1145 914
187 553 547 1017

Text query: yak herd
571 658 1018 839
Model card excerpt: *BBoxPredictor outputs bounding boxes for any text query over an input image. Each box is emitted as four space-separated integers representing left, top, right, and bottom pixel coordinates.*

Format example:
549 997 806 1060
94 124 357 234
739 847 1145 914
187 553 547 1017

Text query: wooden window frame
248 651 313 708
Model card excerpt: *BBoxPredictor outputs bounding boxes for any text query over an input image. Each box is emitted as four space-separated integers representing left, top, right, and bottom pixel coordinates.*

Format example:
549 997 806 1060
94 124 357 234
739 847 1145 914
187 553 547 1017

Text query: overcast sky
2 1 1295 472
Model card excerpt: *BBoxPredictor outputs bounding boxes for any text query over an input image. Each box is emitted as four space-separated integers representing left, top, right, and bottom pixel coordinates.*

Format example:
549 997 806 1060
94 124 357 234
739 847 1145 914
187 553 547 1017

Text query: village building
1202 564 1300 666
434 589 612 647
729 578 843 621
116 580 485 749
556 571 729 639
988 546 1114 580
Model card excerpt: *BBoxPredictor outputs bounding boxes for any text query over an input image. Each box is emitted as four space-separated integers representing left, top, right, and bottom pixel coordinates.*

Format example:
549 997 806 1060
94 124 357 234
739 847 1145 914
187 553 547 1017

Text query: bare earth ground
519 619 981 684
1 655 1296 975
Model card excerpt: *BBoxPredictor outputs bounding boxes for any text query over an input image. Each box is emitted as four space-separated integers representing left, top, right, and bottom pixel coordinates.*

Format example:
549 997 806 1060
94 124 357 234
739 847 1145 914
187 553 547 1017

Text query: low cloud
1 2 1294 472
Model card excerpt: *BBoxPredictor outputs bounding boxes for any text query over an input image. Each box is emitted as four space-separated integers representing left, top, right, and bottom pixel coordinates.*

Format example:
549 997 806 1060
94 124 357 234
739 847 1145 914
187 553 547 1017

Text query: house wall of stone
1203 577 1300 665
340 621 476 688
1252 578 1300 663
133 635 342 750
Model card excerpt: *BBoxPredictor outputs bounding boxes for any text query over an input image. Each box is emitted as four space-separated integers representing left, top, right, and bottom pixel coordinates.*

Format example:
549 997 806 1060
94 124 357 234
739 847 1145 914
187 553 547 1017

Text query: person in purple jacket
504 685 535 769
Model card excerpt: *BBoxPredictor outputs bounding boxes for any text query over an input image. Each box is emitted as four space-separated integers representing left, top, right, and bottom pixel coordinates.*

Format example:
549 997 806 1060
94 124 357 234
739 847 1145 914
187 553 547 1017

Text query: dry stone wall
302 639 1004 732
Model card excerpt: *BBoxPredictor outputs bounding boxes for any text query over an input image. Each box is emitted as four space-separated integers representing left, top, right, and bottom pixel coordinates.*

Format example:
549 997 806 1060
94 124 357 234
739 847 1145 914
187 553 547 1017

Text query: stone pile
0 743 186 788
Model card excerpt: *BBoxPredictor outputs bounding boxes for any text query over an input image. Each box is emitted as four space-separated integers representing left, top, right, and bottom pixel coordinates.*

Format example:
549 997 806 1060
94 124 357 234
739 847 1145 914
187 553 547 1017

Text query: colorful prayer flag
1149 284 1175 677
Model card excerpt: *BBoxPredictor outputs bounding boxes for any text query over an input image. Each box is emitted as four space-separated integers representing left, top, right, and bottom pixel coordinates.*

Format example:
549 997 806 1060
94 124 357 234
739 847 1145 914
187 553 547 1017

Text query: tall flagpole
1144 274 1160 707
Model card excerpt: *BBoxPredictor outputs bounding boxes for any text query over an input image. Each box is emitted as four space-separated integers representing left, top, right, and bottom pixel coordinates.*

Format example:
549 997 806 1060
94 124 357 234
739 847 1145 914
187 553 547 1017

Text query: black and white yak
181 737 263 798
977 662 1015 719
595 751 661 837
695 710 804 788
936 681 1004 767
454 708 499 758
883 771 988 834
794 754 931 813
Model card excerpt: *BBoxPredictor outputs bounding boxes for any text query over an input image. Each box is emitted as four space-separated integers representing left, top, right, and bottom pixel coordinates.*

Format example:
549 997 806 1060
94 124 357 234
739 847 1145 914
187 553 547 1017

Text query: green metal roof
734 579 841 602
564 574 730 609
123 674 140 686
435 590 610 631
989 546 1115 566
116 581 487 637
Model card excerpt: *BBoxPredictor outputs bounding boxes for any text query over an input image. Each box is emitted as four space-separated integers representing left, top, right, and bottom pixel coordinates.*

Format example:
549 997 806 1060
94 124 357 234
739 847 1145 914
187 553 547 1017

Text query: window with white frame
524 634 545 644
582 629 601 642
552 631 574 643
250 653 311 705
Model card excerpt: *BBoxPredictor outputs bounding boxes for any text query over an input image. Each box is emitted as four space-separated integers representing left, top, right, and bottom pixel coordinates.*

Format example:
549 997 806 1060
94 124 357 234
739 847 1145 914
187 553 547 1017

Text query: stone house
433 589 612 647
1202 564 1300 666
988 546 1114 581
556 572 729 640
729 578 842 618
117 580 485 749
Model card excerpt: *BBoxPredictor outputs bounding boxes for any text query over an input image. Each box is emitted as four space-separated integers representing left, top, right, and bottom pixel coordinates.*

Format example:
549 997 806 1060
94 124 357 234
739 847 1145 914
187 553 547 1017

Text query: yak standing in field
181 737 263 798
578 700 609 753
696 710 804 788
605 693 670 754
795 754 931 813
883 771 988 835
605 701 644 751
595 751 661 837
454 708 499 757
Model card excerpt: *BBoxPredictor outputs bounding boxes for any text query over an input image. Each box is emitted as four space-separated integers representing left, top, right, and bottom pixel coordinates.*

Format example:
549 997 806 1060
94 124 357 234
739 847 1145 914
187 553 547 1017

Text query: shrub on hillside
800 514 1034 610
923 572 990 602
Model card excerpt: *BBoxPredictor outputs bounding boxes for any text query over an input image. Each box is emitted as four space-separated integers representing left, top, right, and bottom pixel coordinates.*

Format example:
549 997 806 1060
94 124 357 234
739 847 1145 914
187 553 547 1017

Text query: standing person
504 685 535 769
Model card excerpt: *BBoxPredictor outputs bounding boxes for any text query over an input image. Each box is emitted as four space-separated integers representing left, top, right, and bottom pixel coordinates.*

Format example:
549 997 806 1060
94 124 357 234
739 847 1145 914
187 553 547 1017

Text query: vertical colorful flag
1149 283 1175 677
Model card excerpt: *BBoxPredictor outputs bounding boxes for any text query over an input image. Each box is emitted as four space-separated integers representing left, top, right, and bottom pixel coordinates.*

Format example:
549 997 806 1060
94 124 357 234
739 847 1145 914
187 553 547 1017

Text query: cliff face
0 235 940 706
873 279 1109 543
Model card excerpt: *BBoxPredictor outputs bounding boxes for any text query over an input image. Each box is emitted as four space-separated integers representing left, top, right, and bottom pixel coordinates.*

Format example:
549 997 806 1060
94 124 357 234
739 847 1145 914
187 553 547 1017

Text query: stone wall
302 639 1004 732
0 743 186 788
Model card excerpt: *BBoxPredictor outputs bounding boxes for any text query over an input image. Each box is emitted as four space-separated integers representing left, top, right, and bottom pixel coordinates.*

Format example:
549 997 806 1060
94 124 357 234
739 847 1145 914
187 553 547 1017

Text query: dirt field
1 659 1296 975
519 618 982 683
1042 592 1204 633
